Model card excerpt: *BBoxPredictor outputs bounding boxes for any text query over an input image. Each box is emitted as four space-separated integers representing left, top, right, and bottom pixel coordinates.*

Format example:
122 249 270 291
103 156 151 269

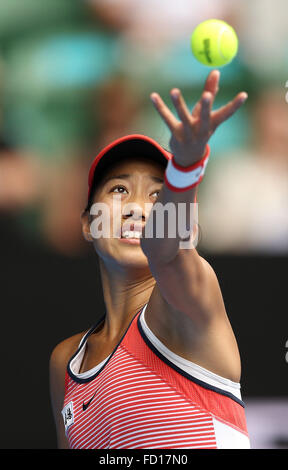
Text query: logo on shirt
83 392 97 411
61 401 74 433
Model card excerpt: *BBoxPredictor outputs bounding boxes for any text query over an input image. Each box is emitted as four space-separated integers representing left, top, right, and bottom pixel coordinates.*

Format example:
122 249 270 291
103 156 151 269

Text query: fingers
192 69 220 118
150 70 248 140
150 92 179 132
203 69 220 106
212 92 248 129
170 88 192 125
151 69 220 130
199 92 212 136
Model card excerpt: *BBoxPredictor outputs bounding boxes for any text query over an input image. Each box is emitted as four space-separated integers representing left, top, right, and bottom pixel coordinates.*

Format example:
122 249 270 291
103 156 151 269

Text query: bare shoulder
49 331 85 449
50 331 84 370
49 330 86 405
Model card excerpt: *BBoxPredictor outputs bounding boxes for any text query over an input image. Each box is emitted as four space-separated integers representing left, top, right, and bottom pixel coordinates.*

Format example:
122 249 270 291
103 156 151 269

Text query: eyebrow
102 174 164 184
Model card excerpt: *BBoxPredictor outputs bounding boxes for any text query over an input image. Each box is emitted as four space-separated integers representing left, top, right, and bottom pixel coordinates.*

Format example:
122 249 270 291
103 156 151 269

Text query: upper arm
148 248 226 326
146 252 241 381
49 335 81 449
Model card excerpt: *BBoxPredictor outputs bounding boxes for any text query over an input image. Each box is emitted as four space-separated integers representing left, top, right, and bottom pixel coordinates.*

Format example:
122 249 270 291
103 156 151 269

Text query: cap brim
87 135 172 204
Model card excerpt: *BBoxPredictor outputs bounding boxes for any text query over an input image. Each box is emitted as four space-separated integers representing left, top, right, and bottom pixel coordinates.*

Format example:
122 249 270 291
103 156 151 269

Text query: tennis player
49 70 250 449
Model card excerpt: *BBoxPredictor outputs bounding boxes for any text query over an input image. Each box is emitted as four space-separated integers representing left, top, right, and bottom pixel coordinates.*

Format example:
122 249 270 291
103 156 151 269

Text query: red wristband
164 144 210 192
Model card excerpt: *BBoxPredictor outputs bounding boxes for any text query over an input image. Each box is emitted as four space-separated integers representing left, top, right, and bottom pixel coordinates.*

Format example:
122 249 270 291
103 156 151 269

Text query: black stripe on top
137 314 245 408
67 307 143 384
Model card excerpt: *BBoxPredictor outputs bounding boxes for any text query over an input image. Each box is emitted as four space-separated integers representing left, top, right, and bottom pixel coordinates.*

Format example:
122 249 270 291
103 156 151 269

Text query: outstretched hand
150 70 248 166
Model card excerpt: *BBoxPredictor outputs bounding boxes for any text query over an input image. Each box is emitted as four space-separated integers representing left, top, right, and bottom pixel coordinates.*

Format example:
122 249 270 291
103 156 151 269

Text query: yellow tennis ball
191 19 238 67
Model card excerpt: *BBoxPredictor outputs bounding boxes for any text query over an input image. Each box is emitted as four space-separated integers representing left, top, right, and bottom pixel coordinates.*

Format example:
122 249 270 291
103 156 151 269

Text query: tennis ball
191 19 238 67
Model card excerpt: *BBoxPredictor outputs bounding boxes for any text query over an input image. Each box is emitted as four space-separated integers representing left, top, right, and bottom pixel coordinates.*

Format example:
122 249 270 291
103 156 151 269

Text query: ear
80 210 93 242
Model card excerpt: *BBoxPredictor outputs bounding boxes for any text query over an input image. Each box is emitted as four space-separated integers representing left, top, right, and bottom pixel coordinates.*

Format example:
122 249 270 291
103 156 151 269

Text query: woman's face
82 156 165 270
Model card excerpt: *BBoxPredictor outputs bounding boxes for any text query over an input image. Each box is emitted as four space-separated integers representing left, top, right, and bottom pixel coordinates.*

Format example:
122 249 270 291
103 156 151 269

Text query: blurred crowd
0 0 287 256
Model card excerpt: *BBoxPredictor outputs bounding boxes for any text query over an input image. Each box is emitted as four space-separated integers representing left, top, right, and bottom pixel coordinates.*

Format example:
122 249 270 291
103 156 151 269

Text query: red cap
87 134 172 207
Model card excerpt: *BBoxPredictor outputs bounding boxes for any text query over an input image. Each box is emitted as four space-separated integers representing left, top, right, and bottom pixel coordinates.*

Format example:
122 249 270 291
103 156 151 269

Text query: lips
121 222 145 239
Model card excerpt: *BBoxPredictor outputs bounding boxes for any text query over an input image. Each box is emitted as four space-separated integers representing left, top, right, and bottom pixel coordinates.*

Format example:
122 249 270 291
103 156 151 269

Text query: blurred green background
0 0 287 256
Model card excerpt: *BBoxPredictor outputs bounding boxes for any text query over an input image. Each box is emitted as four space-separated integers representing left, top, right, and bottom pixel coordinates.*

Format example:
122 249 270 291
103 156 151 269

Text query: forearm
140 168 199 264
142 69 247 265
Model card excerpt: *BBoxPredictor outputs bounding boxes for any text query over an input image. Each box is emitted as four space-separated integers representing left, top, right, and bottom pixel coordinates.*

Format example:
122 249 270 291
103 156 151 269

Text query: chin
117 250 150 269
94 239 150 269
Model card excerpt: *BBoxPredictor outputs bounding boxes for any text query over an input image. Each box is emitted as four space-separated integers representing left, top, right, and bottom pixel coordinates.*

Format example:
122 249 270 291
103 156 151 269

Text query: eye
110 185 128 194
151 190 160 198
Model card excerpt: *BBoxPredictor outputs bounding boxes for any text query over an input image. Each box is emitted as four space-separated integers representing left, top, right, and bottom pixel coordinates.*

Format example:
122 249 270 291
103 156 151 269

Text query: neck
98 258 156 340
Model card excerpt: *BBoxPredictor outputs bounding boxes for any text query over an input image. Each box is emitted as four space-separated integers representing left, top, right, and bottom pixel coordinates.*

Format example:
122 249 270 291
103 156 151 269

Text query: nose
120 185 154 228
122 205 146 222
121 203 146 236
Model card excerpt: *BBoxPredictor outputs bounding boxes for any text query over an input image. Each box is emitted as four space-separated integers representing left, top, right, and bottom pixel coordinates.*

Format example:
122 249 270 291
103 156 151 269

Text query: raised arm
140 71 247 381
142 69 247 265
